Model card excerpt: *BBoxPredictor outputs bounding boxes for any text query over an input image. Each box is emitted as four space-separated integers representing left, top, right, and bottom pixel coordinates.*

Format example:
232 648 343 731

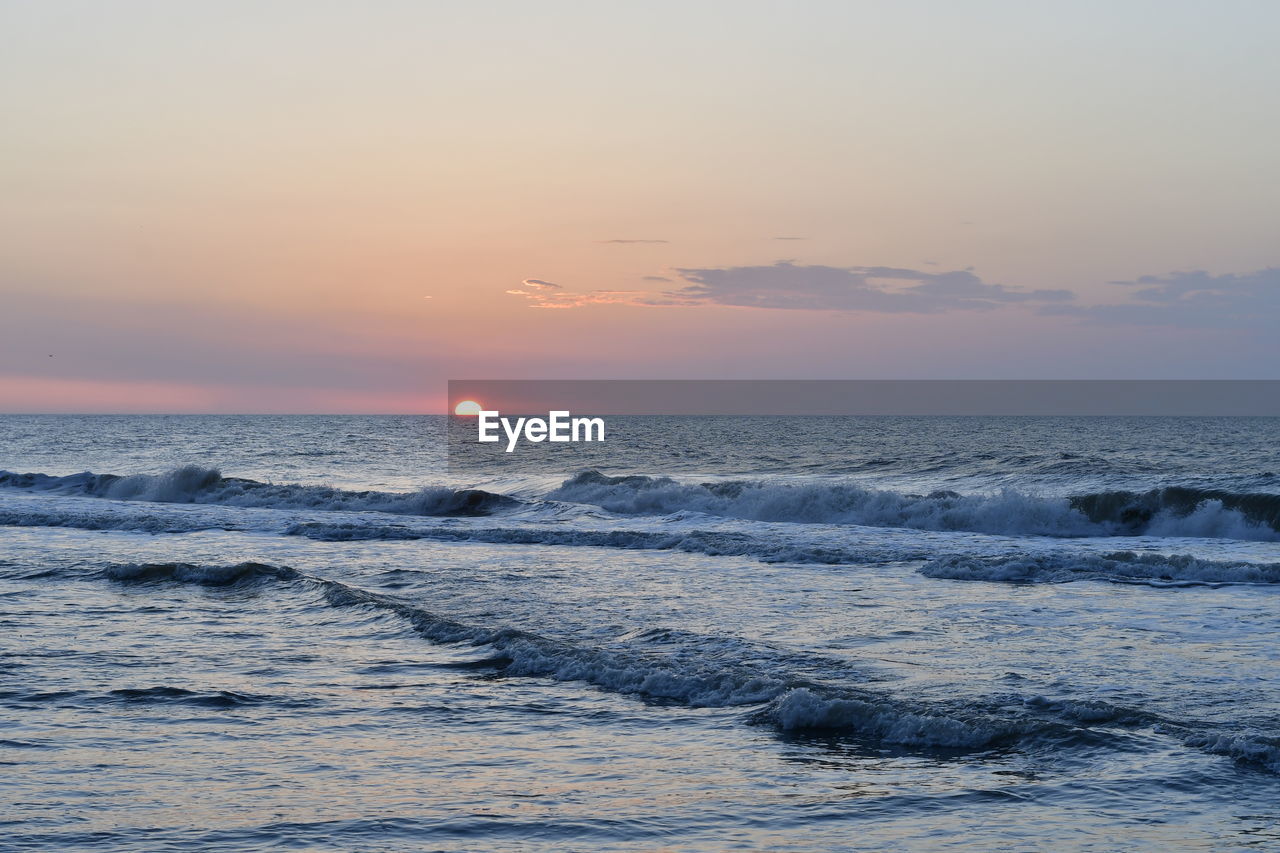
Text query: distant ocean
3 414 1279 851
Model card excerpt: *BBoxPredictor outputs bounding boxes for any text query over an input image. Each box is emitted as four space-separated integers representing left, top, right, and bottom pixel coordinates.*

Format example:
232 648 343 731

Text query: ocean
3 414 1279 851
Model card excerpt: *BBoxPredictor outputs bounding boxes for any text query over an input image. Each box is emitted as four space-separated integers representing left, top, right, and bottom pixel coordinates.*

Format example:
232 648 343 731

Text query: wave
1009 695 1280 774
753 688 1003 747
550 471 1280 540
1069 487 1280 538
1 684 306 709
102 561 297 585
8 500 1279 585
7 465 1278 541
89 560 1037 749
74 558 1280 772
0 467 517 517
0 499 912 565
920 550 1280 586
0 505 219 534
0 492 932 566
1184 732 1280 775
286 521 908 565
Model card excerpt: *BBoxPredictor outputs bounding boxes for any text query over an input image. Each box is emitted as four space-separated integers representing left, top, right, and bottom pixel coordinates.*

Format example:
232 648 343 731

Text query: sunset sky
3 1 1278 412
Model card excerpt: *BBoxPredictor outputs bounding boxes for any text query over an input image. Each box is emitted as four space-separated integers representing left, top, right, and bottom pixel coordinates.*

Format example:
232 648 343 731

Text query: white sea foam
550 471 1280 541
550 472 1101 536
1144 500 1278 541
1185 732 1280 774
758 688 1001 747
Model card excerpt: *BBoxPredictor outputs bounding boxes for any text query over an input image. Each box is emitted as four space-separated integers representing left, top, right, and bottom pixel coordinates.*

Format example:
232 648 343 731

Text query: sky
2 0 1278 413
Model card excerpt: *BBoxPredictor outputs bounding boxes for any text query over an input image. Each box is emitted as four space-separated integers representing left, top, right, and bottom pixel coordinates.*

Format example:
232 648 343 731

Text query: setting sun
453 399 483 416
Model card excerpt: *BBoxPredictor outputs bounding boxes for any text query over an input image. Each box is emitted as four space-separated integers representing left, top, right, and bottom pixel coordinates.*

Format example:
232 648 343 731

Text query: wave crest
102 561 297 585
757 688 1000 747
0 467 517 517
551 471 1280 540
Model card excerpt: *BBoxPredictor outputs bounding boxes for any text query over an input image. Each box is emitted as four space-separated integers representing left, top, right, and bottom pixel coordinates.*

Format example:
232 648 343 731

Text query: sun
453 399 483 416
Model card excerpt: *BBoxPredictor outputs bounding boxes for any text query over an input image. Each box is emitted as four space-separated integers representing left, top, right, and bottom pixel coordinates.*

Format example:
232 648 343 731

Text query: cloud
521 279 562 289
641 275 672 282
596 239 669 244
1042 268 1280 329
668 262 1072 312
507 289 694 309
506 263 1072 313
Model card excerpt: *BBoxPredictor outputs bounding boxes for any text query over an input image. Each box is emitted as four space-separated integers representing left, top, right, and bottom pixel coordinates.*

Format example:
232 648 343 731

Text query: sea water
2 415 1279 851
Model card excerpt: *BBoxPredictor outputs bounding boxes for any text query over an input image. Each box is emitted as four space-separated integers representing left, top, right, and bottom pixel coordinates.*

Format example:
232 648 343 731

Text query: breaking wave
6 466 1278 541
0 467 517 517
550 471 1280 540
1069 487 1280 538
